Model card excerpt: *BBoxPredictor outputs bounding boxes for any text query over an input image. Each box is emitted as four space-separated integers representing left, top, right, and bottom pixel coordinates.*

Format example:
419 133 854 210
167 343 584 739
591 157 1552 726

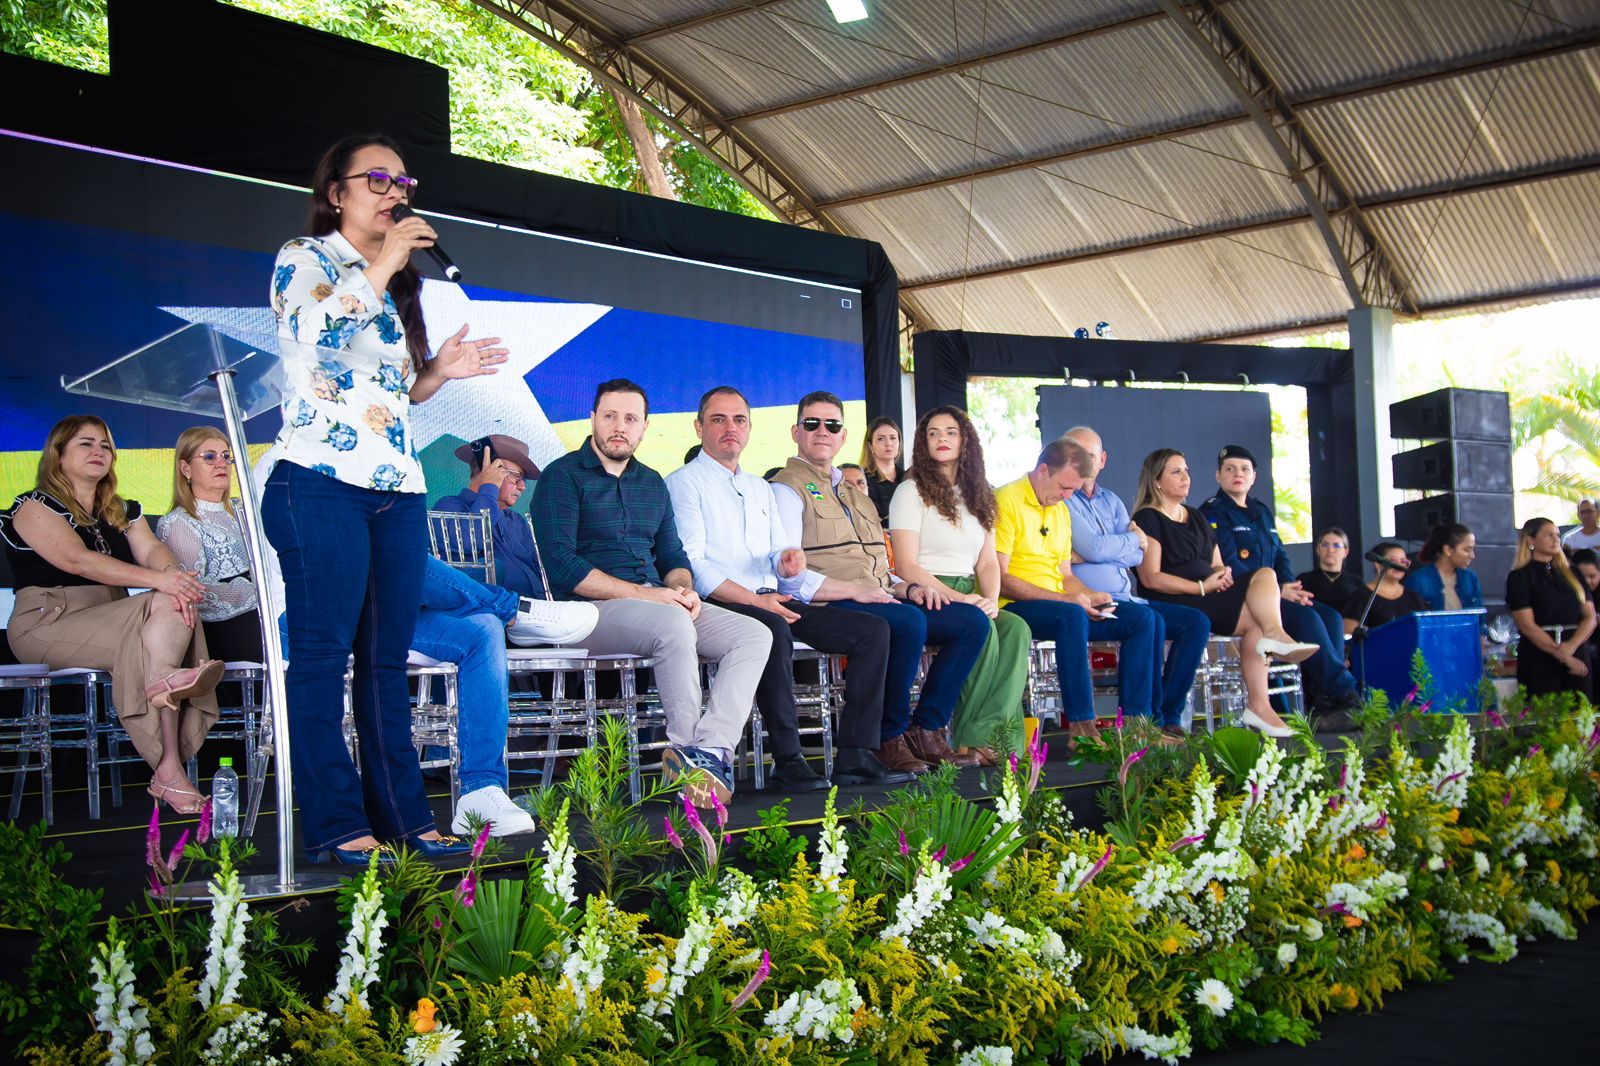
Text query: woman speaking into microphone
261 133 505 864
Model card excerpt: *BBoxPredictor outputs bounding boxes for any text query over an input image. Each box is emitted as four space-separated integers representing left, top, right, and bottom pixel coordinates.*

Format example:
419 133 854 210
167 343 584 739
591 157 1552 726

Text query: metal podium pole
209 367 302 893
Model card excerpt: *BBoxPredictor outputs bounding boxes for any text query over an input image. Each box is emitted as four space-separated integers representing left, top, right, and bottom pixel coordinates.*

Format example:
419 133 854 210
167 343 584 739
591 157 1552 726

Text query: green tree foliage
1509 358 1600 505
0 0 107 71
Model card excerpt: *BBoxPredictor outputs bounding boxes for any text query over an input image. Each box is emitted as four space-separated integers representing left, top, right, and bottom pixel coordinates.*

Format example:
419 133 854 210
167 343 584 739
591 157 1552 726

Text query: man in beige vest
771 391 990 774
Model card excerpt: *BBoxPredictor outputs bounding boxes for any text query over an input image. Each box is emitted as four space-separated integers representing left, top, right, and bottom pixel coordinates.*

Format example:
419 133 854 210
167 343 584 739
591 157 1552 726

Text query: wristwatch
902 582 922 600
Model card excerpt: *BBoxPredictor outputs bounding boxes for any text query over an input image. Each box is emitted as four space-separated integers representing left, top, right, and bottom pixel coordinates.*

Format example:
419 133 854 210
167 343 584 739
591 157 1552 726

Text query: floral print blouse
269 230 425 493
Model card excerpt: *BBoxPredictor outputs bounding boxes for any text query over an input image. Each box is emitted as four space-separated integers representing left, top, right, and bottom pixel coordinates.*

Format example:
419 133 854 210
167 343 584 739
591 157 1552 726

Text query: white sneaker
451 785 537 837
508 597 599 646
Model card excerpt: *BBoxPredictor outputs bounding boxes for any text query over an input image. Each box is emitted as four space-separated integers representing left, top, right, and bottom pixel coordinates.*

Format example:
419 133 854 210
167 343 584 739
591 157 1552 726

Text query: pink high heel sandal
145 658 225 710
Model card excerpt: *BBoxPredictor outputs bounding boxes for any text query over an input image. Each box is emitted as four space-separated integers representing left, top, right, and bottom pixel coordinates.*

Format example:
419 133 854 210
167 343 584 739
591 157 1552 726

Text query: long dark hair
1418 522 1473 564
908 406 996 530
304 133 429 369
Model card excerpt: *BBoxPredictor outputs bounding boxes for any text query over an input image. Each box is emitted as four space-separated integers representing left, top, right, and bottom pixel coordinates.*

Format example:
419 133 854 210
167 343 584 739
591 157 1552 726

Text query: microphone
389 203 462 282
1364 549 1408 572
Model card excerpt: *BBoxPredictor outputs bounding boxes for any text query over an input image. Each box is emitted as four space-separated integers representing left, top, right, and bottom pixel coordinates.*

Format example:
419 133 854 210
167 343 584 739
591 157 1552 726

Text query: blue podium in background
1349 609 1487 712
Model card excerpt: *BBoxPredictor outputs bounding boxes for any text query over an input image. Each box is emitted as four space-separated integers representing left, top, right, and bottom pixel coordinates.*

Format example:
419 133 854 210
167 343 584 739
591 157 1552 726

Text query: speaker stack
1389 388 1515 602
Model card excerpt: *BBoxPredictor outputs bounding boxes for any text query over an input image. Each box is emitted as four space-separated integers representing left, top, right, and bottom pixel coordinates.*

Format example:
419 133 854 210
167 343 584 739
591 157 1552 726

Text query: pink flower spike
432 915 442 930
1501 791 1513 807
682 793 704 831
931 845 948 864
664 815 685 851
148 872 164 898
166 828 191 874
1417 700 1433 714
1168 834 1205 852
898 829 909 856
1487 709 1507 729
1434 770 1465 793
456 868 477 908
1364 813 1388 832
145 805 162 870
1587 726 1600 751
196 798 212 846
1338 762 1348 789
1118 746 1149 788
471 822 492 862
1076 842 1114 890
1405 684 1419 705
711 789 729 830
730 949 771 1009
949 852 975 873
1115 706 1125 730
1328 795 1342 812
1008 752 1019 775
1527 744 1542 758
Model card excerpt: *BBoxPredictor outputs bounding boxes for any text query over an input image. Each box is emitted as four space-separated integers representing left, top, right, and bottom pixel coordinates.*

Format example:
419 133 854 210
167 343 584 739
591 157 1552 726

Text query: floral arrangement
11 693 1600 1065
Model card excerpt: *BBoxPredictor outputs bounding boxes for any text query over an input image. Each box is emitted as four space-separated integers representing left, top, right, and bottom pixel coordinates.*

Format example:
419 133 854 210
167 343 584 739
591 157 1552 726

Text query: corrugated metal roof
549 0 1600 339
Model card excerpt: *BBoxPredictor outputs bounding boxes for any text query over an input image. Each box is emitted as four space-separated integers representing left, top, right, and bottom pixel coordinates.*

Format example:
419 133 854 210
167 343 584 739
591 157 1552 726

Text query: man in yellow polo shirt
996 438 1162 747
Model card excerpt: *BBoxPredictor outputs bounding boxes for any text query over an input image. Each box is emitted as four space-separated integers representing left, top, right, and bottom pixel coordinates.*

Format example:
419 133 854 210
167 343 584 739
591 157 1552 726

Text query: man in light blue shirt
666 386 907 790
1062 426 1210 733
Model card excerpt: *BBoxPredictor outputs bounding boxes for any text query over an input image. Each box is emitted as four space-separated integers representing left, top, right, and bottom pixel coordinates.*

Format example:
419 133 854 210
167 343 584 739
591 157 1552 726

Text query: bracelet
1197 578 1205 597
903 582 922 600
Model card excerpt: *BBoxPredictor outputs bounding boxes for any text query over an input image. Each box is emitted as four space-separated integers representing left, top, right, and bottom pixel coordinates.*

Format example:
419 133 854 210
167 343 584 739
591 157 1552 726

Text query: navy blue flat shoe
394 832 472 858
306 843 396 866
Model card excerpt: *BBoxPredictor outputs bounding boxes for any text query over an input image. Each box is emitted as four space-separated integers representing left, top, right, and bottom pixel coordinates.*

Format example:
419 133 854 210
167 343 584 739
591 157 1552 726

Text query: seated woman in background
1342 541 1428 635
888 406 1026 765
1131 448 1318 739
0 415 219 812
1297 526 1364 614
1506 518 1595 701
1403 522 1483 611
156 428 264 663
861 416 904 522
1572 549 1600 657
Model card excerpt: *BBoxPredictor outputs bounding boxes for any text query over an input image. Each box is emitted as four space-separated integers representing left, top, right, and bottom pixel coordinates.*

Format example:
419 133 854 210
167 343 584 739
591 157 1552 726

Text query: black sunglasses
341 170 418 198
800 417 845 434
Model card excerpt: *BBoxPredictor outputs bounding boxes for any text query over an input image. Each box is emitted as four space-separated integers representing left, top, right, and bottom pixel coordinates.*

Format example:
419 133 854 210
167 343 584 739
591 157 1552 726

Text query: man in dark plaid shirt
530 378 771 806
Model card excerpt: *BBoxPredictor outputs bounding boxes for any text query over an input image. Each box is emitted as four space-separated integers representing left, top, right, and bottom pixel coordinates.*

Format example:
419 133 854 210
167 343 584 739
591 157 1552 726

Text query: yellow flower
1547 860 1562 886
1328 983 1360 1009
1420 900 1434 913
1443 809 1460 824
1544 791 1565 811
1342 915 1363 929
410 998 437 1035
1457 829 1477 846
1208 880 1225 904
1160 936 1181 955
1344 843 1367 863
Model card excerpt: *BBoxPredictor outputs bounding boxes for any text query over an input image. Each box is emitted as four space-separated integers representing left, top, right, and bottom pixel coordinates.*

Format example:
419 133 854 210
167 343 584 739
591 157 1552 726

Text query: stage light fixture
828 0 869 23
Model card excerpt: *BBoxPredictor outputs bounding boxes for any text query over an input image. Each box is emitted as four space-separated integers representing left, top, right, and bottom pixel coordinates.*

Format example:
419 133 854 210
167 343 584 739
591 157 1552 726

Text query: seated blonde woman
156 428 264 664
0 416 220 813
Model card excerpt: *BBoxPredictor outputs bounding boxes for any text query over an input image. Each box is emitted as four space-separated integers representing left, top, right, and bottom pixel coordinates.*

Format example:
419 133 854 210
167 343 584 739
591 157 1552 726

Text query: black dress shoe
833 746 914 786
769 754 830 792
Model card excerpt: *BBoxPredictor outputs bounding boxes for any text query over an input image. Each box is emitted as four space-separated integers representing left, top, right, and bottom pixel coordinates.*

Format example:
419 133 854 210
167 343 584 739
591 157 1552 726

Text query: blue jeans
1283 599 1356 700
833 598 988 741
262 462 432 853
1004 599 1159 722
1145 600 1211 728
410 559 516 797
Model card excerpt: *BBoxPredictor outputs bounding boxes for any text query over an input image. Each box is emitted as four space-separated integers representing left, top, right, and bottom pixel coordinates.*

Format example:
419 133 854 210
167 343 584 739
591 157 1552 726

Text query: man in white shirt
1563 500 1600 552
666 387 909 788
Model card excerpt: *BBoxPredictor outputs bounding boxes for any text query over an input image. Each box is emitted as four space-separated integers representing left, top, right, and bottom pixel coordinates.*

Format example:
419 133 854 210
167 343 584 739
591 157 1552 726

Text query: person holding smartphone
994 438 1163 749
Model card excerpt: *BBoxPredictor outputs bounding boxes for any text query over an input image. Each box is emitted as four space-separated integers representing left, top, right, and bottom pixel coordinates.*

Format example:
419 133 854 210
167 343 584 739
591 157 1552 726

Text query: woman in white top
889 406 1028 763
259 133 504 865
156 428 263 664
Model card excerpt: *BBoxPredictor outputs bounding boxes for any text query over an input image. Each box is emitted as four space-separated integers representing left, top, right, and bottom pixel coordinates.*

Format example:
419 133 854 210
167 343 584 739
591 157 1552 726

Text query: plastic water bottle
212 757 239 838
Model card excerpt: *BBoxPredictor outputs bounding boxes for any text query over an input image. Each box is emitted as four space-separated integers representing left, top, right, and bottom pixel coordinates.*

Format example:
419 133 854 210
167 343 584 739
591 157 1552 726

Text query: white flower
404 1023 464 1066
89 922 152 1066
1277 942 1298 967
327 859 388 1015
643 905 716 1017
1195 977 1234 1017
1302 917 1324 941
957 1046 1016 1066
1120 1023 1193 1064
880 847 952 942
996 765 1023 825
764 977 863 1045
1429 715 1475 808
201 1009 286 1066
1427 855 1446 872
1473 851 1491 877
817 788 849 890
541 797 577 907
198 845 251 1008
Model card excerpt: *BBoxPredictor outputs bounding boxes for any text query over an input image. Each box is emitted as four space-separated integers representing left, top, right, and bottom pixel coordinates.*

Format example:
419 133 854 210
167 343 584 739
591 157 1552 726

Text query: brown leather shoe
906 726 980 768
958 745 1000 768
875 733 932 775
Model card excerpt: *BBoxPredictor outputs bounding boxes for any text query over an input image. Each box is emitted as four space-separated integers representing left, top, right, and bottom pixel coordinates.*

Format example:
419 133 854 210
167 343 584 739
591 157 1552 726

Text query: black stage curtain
912 329 1366 557
0 0 902 420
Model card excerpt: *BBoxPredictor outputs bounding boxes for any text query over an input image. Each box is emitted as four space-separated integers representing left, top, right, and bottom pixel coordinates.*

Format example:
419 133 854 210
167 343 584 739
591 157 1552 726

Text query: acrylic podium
1349 608 1487 713
62 321 340 897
